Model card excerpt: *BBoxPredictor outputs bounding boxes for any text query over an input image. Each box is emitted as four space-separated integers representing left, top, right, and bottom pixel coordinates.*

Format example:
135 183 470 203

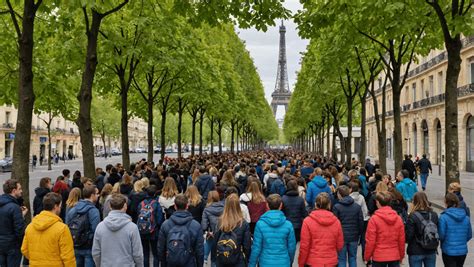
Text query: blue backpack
270 178 286 196
166 221 193 266
137 199 158 235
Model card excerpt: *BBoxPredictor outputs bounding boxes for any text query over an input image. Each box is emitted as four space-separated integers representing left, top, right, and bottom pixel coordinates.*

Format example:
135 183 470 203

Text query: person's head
397 170 409 181
225 186 239 198
374 171 383 181
314 167 323 176
145 185 157 197
81 177 93 187
286 179 298 192
411 192 432 213
266 194 282 210
66 187 82 208
447 182 461 193
222 170 235 183
315 192 331 211
348 182 359 193
185 185 202 206
162 177 178 198
337 185 350 199
39 177 52 189
382 174 391 184
100 183 113 198
199 166 207 174
348 169 358 180
247 181 265 203
133 180 145 193
111 182 120 194
141 177 150 188
445 192 460 208
422 154 427 159
219 194 243 232
3 179 22 198
375 191 392 208
105 164 113 173
122 174 133 185
206 190 220 207
174 194 188 211
73 171 81 180
42 192 62 215
62 169 70 178
83 185 98 203
109 193 128 212
95 167 103 176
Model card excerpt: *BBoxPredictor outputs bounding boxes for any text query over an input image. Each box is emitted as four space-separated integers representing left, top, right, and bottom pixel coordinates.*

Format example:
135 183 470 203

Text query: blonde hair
185 185 202 206
209 167 218 177
111 182 120 194
66 188 81 208
141 177 150 188
448 182 461 193
100 184 113 205
247 181 265 204
192 169 200 185
411 192 432 213
375 181 388 193
221 170 237 186
206 190 220 207
162 177 178 198
219 194 243 232
133 180 145 193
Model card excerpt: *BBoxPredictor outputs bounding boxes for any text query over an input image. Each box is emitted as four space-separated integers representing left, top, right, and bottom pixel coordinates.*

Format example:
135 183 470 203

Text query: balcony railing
2 123 13 129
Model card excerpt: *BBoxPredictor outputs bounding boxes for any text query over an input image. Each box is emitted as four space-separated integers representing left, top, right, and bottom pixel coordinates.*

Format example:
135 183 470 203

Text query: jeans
409 253 436 267
372 261 400 267
338 241 358 267
420 173 429 190
204 238 216 267
75 248 95 267
0 248 22 267
141 234 158 267
442 253 466 267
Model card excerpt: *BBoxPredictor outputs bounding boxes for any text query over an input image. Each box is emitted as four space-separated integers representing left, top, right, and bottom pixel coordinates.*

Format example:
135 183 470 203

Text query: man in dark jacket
33 177 52 216
417 154 432 191
402 155 416 180
196 166 215 202
0 179 27 267
365 159 376 178
333 185 364 267
158 194 204 267
282 180 307 242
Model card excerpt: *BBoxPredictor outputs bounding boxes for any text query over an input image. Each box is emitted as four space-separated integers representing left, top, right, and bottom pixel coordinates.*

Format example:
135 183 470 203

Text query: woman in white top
159 177 178 218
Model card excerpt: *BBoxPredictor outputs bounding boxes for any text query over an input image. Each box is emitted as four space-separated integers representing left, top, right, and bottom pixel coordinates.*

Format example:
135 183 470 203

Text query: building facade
365 36 474 171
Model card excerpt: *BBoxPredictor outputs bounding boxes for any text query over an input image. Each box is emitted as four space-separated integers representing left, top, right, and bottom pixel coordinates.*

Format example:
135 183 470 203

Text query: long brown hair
161 177 178 198
206 191 220 207
221 170 238 186
219 194 243 232
66 188 81 208
191 169 200 185
247 181 265 204
411 192 432 213
185 185 202 206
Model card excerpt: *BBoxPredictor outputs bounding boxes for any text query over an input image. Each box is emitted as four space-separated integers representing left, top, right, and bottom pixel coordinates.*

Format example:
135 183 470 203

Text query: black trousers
442 253 466 267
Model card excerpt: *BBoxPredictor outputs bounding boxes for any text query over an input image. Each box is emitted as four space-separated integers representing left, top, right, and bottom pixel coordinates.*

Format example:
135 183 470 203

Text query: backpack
137 199 157 235
414 212 439 250
216 230 241 265
68 211 90 248
266 176 278 196
164 206 175 220
270 178 285 196
166 221 193 266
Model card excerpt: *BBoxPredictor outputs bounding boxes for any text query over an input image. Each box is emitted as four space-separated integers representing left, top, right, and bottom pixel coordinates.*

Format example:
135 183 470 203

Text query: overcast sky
236 0 308 120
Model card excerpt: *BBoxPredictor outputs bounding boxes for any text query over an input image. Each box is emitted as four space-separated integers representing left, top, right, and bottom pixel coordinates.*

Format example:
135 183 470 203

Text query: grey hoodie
201 201 225 233
92 210 144 267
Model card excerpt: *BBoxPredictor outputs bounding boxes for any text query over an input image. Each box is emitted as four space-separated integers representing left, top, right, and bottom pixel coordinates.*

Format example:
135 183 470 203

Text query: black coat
214 220 252 264
127 191 147 222
196 174 215 202
188 199 206 224
417 158 432 174
333 196 364 242
0 194 25 251
33 187 50 216
402 159 416 179
282 190 307 230
406 210 439 255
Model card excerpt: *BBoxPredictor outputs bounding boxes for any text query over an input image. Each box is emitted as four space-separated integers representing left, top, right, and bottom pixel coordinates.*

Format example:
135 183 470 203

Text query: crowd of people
0 150 472 267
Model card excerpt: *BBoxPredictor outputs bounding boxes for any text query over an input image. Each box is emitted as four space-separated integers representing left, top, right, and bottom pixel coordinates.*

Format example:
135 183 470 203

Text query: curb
430 201 445 211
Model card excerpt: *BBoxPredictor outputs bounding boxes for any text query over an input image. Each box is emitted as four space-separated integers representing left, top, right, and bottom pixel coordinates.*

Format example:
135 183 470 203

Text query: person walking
299 192 344 267
202 191 225 267
241 181 268 234
282 180 307 242
158 194 204 267
0 179 27 267
306 168 332 209
213 194 251 267
33 177 52 216
395 169 418 203
438 193 472 267
196 166 216 202
92 193 144 267
402 155 416 180
364 191 405 267
21 192 76 267
349 182 370 259
248 194 296 267
417 155 432 191
333 185 364 267
448 182 470 217
185 185 206 223
405 192 438 267
66 185 100 267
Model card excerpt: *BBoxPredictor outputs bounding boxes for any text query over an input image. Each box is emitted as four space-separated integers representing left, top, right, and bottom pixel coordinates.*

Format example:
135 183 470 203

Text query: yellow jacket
21 210 76 267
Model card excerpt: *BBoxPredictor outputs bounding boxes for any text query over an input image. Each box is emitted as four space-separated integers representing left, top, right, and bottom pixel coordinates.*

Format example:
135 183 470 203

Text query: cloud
237 0 308 120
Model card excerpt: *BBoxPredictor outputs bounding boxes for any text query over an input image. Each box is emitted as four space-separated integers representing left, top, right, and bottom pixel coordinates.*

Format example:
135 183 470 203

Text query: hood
32 211 62 231
170 210 194 226
338 196 355 206
259 210 287 227
35 187 50 198
104 210 132 232
74 200 96 214
309 209 338 226
455 192 464 202
199 174 212 182
0 194 18 207
285 190 299 197
442 207 467 222
350 192 363 201
374 206 400 225
268 173 279 179
312 176 328 188
207 201 225 216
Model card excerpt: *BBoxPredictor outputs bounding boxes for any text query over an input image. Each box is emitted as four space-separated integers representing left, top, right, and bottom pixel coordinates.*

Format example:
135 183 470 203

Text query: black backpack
166 221 193 266
414 212 439 250
266 176 278 196
216 230 241 265
68 212 90 248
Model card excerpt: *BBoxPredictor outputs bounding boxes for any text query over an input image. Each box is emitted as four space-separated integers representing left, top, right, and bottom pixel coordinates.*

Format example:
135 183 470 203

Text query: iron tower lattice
271 21 292 118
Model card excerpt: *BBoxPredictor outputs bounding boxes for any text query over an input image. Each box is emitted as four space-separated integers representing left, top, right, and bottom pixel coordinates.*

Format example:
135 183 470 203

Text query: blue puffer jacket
395 178 418 202
358 175 369 197
333 196 364 242
0 194 25 251
438 207 472 256
306 176 332 209
249 210 296 267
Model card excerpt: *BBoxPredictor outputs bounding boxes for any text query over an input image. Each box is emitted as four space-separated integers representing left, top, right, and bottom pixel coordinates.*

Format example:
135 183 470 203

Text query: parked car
110 148 121 156
154 146 161 153
0 157 13 172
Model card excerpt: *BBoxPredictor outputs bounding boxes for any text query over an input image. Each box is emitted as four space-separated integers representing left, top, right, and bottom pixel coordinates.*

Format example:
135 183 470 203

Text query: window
429 75 434 96
412 83 417 103
421 79 426 98
5 112 10 124
470 61 474 84
438 71 443 94
378 78 382 89
405 86 409 104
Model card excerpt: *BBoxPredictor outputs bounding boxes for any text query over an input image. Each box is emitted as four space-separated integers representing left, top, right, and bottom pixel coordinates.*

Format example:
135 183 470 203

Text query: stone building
365 36 474 171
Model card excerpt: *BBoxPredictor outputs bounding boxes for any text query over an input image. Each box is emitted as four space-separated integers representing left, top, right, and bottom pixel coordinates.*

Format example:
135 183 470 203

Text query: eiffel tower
271 21 291 124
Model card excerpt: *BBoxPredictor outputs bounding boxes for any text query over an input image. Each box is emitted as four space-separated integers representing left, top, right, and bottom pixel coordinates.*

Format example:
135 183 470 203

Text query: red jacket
364 206 405 262
299 209 344 267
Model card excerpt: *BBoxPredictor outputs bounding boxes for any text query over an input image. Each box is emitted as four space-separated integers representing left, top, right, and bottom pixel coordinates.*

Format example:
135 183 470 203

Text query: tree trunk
359 92 367 166
146 97 153 162
392 76 403 176
332 127 337 160
47 122 52 171
218 120 223 154
230 120 236 153
326 111 331 158
160 110 167 160
346 97 353 168
199 108 205 155
210 118 214 154
444 37 462 189
190 109 197 156
120 82 130 171
177 99 185 159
